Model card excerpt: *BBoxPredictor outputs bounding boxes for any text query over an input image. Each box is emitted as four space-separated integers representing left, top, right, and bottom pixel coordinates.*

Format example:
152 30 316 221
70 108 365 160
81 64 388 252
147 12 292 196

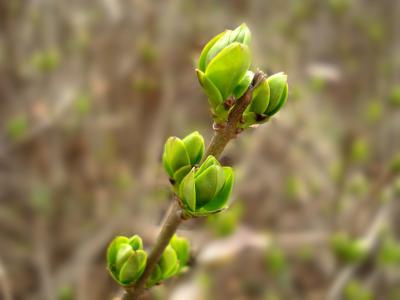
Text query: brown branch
121 70 266 300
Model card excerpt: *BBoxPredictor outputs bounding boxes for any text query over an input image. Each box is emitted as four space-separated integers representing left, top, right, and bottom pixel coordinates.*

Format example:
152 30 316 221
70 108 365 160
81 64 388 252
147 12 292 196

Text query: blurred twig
0 257 12 300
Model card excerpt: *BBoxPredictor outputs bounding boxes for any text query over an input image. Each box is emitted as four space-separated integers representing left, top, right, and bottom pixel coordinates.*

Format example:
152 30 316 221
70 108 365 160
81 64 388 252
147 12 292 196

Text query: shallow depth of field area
0 1 400 300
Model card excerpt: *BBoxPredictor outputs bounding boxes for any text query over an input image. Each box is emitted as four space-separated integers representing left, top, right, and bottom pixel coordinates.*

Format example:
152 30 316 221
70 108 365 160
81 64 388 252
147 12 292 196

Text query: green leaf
205 43 251 100
119 250 147 285
182 131 204 165
248 78 270 114
233 23 252 45
170 235 190 268
173 165 192 185
159 245 179 279
233 70 254 99
266 83 288 116
196 69 223 110
147 265 162 288
195 165 222 208
162 152 174 178
196 155 220 177
265 73 288 115
198 31 226 72
116 244 134 271
107 236 129 269
205 24 251 67
164 137 190 173
128 235 143 251
202 167 234 213
179 169 196 212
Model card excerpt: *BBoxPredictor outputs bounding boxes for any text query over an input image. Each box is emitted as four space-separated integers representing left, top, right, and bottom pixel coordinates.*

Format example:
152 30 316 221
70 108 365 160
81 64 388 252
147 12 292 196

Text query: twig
202 71 266 161
122 71 266 299
0 257 12 300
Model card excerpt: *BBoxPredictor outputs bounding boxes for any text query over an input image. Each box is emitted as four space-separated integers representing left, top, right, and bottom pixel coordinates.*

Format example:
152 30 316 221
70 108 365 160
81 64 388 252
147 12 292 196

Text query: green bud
170 235 190 269
241 72 288 128
196 24 252 122
162 131 205 186
178 155 234 217
265 72 289 116
107 235 147 286
147 235 190 287
331 233 366 263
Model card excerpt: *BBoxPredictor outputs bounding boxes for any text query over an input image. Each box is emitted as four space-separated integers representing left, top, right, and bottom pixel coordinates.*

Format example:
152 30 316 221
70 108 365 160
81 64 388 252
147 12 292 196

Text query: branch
122 70 265 300
202 71 266 161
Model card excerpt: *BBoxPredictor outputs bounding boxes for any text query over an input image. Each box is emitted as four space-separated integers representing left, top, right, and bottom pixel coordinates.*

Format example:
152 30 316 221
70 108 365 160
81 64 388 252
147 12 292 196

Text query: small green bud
241 72 288 128
265 72 289 116
147 235 190 287
170 235 190 269
196 24 252 122
162 131 205 186
331 233 366 263
107 235 147 286
178 155 234 217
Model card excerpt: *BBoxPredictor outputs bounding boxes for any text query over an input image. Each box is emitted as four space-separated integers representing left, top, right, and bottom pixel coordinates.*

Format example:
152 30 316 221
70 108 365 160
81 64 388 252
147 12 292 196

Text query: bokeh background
1 0 400 299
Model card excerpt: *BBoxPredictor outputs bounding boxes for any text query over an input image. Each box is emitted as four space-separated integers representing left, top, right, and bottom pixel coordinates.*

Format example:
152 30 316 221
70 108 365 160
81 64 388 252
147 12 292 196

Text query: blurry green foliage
284 175 303 201
331 233 366 263
346 173 368 198
328 0 350 15
264 292 281 300
363 99 383 123
350 138 370 164
206 201 243 237
344 280 373 300
265 247 288 276
298 245 314 263
309 76 326 93
57 286 74 300
330 161 344 183
138 41 158 64
30 49 60 72
73 94 92 115
132 75 158 93
378 237 400 266
388 86 400 106
6 114 29 141
114 168 134 191
365 20 385 43
390 153 400 174
393 178 400 197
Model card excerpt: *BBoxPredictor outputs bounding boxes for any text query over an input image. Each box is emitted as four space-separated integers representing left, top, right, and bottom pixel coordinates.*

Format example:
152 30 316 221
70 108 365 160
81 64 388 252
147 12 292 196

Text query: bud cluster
196 23 288 125
162 131 204 188
162 132 235 217
107 234 190 286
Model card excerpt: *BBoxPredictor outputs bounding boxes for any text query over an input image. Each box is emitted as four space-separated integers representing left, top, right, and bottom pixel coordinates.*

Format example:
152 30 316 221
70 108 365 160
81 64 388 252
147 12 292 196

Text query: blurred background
1 0 400 299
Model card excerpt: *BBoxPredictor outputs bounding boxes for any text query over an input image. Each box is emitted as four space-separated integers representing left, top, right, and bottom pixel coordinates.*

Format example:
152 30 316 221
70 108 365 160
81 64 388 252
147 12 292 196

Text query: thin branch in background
0 257 12 300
